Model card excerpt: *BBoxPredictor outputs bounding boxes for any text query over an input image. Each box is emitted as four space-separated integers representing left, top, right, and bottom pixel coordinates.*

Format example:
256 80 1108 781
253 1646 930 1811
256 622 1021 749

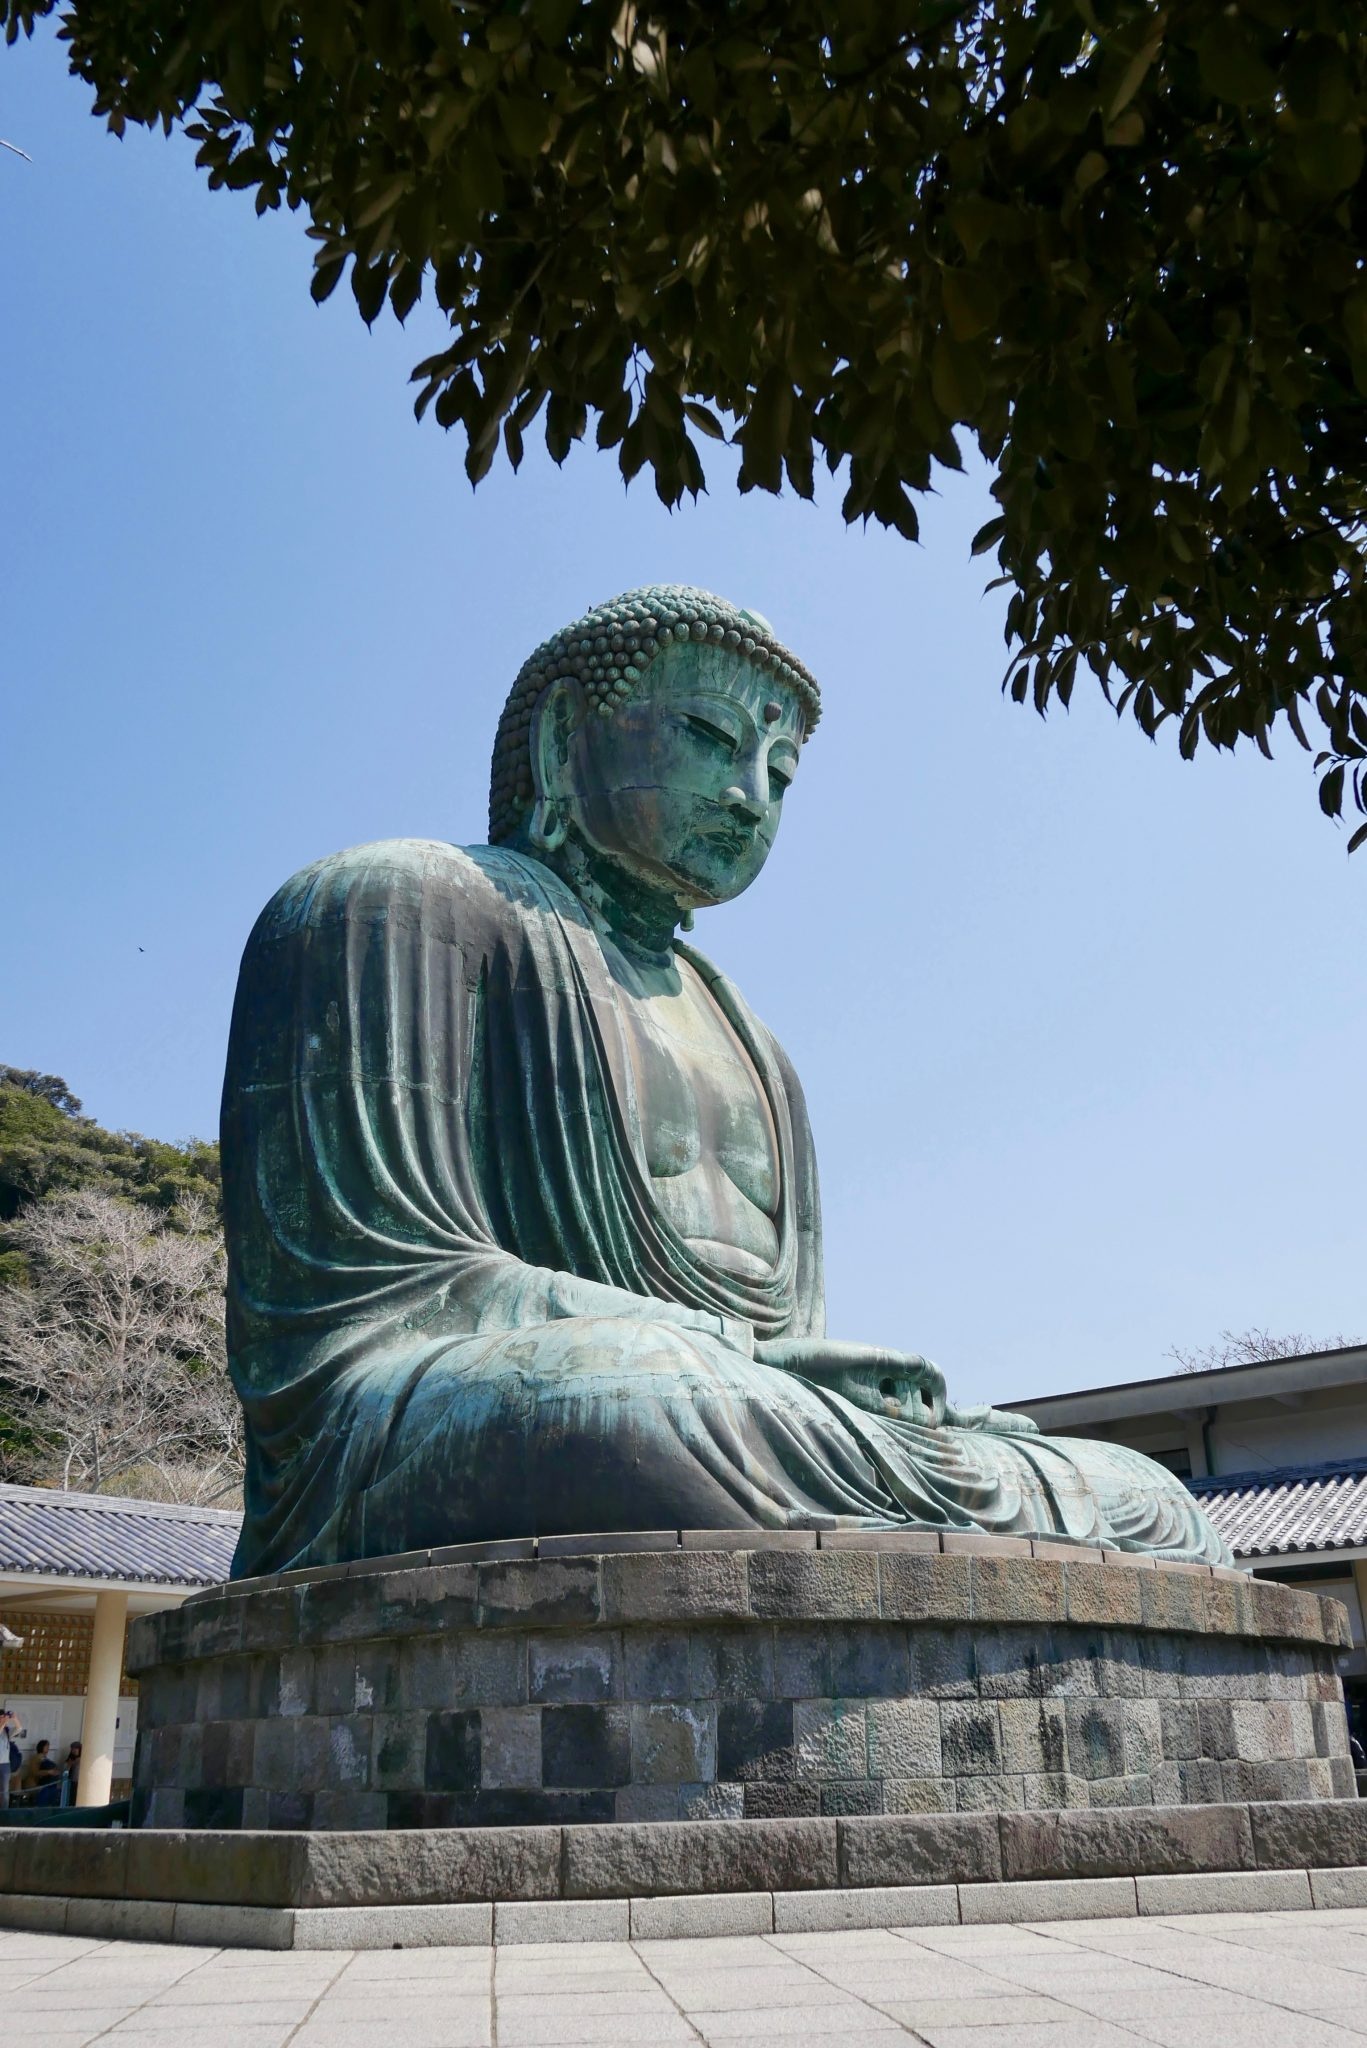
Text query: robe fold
223 838 1229 1575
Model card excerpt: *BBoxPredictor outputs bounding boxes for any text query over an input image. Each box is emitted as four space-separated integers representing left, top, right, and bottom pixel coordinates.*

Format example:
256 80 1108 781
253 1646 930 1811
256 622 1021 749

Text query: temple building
0 1485 239 1808
1013 1344 1367 1751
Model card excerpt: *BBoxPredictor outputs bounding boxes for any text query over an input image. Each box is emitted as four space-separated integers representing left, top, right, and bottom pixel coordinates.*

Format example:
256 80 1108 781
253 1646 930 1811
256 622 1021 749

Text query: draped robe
223 838 1229 1575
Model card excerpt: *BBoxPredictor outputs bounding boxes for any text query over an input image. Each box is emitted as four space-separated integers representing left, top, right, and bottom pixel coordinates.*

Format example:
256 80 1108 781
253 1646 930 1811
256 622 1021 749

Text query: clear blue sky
3 27 1362 1405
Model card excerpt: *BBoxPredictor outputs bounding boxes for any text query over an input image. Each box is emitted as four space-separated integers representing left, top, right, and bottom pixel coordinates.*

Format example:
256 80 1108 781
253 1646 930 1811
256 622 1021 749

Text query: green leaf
930 336 985 421
389 261 422 323
485 16 528 54
942 269 998 342
1108 33 1163 120
1130 306 1184 377
683 400 727 441
596 389 631 449
1285 39 1353 125
1295 124 1365 199
497 93 552 158
532 0 579 42
355 174 409 230
351 258 389 325
948 196 1020 260
738 372 791 494
1104 109 1144 148
310 252 347 304
1197 27 1275 106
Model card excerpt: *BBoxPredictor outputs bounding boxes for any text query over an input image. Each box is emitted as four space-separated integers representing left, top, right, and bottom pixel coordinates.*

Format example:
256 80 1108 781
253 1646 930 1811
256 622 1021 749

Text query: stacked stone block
126 1533 1353 1831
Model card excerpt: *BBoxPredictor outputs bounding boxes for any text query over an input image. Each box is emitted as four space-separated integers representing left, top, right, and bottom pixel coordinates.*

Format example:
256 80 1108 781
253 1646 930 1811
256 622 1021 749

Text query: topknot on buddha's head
487 584 821 845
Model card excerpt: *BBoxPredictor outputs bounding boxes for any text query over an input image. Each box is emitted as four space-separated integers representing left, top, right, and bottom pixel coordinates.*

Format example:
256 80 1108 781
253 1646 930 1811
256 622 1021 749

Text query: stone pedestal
125 1533 1354 1832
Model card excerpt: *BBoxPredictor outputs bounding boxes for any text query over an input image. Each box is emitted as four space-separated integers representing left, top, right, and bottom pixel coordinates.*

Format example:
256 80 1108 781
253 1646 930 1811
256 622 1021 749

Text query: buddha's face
538 639 805 909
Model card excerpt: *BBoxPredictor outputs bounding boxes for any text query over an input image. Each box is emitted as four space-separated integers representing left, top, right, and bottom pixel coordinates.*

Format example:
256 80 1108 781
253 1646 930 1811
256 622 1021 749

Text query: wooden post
78 1589 129 1808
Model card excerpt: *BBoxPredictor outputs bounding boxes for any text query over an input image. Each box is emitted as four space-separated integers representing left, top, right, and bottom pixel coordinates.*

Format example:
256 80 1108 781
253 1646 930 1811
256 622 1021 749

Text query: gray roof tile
0 1483 240 1586
1190 1458 1367 1559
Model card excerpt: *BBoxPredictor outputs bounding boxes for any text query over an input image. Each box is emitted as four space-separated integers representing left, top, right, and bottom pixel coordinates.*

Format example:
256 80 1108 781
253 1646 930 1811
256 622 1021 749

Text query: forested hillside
0 1066 219 1231
0 1067 241 1506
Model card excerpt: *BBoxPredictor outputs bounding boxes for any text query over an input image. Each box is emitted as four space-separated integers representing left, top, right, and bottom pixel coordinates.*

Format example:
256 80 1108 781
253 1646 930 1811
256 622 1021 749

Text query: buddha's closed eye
680 711 740 753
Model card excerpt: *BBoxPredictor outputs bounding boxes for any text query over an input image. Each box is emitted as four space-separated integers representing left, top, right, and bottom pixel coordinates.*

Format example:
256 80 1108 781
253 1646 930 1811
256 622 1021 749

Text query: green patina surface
223 585 1230 1576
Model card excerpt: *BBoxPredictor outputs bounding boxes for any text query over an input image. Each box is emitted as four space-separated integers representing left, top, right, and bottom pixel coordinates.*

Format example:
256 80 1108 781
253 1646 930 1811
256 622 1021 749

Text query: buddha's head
488 586 820 918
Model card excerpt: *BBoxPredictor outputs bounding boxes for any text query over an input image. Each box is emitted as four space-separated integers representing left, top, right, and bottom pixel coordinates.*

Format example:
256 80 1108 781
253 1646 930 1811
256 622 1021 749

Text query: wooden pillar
1352 1560 1367 1655
78 1589 129 1808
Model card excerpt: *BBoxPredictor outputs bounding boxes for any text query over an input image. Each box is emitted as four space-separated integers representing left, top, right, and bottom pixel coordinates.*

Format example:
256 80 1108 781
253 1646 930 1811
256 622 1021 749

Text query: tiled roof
0 1484 240 1586
1189 1459 1367 1559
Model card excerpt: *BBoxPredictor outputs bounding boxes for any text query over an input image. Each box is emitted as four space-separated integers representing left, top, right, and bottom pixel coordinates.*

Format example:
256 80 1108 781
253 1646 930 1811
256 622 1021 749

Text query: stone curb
5 1865 1365 1948
6 1801 1366 1908
130 1540 1350 1674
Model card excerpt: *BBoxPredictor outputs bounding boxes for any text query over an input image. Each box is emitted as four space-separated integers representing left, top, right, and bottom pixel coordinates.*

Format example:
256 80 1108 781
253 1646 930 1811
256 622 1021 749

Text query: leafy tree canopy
0 1066 85 1117
0 1069 219 1227
9 0 1367 837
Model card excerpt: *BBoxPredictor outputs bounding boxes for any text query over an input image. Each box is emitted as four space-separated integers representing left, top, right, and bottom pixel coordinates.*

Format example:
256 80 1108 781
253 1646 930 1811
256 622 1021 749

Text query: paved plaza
12 1907 1367 2048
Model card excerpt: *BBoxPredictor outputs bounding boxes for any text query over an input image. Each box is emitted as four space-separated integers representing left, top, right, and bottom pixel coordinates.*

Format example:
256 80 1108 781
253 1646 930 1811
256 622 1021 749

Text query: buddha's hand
942 1400 1041 1437
753 1337 948 1425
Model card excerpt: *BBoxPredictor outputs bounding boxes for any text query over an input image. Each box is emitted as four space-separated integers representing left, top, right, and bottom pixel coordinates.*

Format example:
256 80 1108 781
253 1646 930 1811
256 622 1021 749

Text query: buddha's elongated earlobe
529 682 578 852
529 795 567 853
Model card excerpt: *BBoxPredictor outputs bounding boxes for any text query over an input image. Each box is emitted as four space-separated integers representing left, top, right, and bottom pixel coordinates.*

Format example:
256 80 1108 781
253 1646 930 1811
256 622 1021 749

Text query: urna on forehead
488 584 821 844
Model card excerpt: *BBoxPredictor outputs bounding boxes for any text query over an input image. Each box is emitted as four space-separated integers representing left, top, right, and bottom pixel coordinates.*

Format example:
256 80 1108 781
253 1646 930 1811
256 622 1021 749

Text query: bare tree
1166 1328 1362 1376
0 1190 242 1505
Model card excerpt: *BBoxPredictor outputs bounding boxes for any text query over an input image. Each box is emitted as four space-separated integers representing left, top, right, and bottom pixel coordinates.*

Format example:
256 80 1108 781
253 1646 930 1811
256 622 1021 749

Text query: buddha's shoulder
248 839 555 944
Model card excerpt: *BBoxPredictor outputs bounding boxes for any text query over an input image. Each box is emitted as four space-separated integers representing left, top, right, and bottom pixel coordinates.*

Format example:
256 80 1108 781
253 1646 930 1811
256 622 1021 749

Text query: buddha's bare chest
611 965 779 1274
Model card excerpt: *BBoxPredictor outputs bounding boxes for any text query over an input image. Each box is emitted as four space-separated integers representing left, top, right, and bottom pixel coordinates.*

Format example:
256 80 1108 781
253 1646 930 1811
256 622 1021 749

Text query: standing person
62 1741 82 1804
0 1707 24 1810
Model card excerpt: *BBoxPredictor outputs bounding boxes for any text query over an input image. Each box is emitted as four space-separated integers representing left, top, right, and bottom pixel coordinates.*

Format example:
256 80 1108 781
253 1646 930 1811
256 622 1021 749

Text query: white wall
4 1694 139 1786
1210 1397 1367 1474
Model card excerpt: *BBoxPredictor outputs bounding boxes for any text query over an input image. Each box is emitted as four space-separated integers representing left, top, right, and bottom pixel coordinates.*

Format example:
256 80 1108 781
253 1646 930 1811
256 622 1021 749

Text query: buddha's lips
694 816 763 859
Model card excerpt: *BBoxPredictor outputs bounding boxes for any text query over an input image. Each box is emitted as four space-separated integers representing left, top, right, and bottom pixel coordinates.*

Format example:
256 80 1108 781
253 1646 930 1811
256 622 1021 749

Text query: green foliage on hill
0 1067 219 1233
8 0 1367 839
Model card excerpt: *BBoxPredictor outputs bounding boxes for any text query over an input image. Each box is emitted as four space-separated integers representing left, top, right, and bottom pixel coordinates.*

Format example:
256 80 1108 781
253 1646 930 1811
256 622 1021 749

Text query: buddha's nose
720 785 763 824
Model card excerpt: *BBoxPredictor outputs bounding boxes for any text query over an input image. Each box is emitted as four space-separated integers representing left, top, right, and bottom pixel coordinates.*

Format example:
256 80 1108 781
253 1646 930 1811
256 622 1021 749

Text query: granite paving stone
496 1989 686 2016
494 1970 657 1999
1302 2011 1367 2038
1127 2013 1367 2047
288 2025 490 2048
644 1967 849 2009
692 2008 906 2037
880 1993 1084 2025
909 2028 1151 2048
826 1960 1020 1997
102 2030 297 2048
693 2033 916 2048
495 2012 700 2044
1059 1983 1287 2020
766 1927 937 1960
18 2029 128 2048
123 1997 317 2025
14 1910 1367 2044
15 2001 143 2032
633 1934 795 1967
